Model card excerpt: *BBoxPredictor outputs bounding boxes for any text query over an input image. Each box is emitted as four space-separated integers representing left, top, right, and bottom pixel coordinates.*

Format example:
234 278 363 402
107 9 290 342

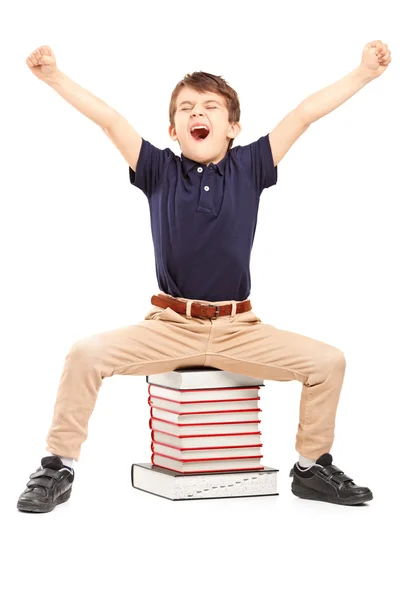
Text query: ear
169 124 178 141
228 122 242 140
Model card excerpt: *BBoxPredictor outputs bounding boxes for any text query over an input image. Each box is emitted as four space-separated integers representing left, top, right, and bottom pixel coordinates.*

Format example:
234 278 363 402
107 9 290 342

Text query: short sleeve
233 133 278 196
129 138 174 198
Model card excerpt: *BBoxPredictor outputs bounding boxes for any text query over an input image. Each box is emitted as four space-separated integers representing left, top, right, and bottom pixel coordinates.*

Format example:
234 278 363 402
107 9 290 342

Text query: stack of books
131 367 279 500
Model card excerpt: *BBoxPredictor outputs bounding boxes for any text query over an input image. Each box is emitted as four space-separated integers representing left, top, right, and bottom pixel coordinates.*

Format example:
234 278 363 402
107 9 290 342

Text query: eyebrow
178 99 222 108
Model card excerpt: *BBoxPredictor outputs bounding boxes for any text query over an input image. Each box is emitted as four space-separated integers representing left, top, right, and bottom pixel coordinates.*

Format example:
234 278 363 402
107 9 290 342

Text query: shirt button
197 167 203 173
204 186 210 191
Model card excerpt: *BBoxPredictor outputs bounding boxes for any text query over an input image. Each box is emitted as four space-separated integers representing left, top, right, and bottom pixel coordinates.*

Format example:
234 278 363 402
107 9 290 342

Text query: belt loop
230 300 237 317
186 300 193 319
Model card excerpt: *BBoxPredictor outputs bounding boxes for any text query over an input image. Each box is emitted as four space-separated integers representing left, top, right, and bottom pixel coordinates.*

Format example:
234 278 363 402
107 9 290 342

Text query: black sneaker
290 453 373 505
17 456 74 513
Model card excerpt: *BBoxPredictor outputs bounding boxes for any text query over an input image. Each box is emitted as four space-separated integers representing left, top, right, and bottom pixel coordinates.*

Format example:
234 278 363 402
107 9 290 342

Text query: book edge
133 463 279 476
132 486 279 501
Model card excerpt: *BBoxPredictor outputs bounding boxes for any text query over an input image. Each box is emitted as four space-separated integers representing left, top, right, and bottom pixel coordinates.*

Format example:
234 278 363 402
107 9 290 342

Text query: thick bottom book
131 463 279 501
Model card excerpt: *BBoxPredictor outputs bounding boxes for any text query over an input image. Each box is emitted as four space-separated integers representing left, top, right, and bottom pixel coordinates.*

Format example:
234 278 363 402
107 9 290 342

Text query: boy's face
169 87 241 166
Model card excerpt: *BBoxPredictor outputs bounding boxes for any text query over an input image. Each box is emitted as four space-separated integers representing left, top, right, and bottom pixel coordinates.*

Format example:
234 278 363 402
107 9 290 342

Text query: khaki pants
46 292 346 461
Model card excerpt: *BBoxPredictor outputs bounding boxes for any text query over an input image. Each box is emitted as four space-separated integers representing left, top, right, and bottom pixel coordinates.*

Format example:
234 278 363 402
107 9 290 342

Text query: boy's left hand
361 40 392 78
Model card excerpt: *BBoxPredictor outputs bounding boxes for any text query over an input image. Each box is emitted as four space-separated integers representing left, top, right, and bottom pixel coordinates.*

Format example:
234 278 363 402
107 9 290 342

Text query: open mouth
190 126 210 142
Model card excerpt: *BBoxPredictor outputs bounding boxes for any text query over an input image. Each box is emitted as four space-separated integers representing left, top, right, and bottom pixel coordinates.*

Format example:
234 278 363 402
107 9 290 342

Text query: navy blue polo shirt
129 134 277 302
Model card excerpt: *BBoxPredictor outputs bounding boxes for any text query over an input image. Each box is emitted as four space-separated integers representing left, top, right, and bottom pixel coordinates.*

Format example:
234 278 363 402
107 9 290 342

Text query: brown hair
169 71 241 152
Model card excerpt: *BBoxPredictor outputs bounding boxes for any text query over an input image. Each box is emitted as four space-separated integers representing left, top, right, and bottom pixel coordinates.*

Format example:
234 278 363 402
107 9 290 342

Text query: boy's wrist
355 64 378 84
43 68 64 87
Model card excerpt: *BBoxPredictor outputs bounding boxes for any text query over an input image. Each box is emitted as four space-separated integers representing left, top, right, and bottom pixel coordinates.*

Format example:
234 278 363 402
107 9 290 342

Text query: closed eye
181 107 217 110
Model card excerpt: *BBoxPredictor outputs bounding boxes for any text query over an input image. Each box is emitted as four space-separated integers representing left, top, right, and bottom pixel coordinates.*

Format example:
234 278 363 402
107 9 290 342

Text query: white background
1 0 399 597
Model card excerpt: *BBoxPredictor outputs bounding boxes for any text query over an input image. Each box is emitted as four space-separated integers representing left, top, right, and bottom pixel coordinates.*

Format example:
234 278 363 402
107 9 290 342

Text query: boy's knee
67 335 103 363
332 348 346 372
321 347 346 377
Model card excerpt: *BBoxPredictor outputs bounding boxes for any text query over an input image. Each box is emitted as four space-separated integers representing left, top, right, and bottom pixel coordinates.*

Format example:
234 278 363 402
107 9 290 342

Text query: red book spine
149 384 260 394
152 440 262 451
150 422 261 437
149 392 261 404
150 411 261 427
152 451 263 463
151 456 263 474
149 404 261 416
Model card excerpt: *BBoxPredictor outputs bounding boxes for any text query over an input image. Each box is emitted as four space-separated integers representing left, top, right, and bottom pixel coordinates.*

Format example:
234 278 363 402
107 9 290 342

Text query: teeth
191 125 209 132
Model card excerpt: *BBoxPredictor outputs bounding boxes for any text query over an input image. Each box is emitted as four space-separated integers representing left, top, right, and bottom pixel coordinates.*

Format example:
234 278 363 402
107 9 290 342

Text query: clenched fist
361 40 392 78
26 46 58 81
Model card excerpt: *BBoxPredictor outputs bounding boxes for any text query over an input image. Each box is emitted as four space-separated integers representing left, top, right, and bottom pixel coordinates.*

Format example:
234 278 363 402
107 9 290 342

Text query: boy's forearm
45 70 119 129
300 66 376 124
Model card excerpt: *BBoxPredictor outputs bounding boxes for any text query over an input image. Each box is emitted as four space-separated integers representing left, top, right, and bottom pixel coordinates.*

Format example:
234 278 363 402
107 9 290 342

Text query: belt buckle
208 304 220 319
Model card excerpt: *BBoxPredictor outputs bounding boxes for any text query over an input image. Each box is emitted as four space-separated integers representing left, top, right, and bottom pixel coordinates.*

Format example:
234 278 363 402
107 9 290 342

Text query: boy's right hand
26 46 58 81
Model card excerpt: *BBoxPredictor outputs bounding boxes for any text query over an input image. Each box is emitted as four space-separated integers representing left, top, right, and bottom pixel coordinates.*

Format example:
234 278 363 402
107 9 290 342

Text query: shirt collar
180 150 229 177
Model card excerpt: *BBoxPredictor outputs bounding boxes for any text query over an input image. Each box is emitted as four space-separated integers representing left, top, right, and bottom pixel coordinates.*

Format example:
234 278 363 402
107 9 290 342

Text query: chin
185 143 210 155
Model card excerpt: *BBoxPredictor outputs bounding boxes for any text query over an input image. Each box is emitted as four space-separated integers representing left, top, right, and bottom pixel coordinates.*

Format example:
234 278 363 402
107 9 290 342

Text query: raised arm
26 45 142 171
269 40 392 167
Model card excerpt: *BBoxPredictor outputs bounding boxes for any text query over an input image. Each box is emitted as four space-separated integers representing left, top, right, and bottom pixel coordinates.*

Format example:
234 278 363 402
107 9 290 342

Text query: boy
18 40 391 512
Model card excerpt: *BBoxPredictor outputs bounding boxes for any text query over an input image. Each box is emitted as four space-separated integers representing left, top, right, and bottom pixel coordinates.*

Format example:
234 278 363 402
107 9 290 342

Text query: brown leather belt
151 294 252 319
